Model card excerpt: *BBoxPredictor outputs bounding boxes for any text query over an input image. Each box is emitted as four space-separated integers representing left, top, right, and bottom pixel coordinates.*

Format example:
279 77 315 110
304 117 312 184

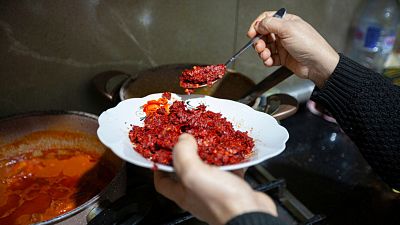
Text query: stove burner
89 165 326 225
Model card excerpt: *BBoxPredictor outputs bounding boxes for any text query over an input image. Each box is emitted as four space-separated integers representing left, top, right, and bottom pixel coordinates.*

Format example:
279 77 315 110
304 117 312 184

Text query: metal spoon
183 8 287 89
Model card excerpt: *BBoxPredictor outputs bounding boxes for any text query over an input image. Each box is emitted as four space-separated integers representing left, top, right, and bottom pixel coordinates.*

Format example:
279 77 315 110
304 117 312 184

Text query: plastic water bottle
345 0 400 73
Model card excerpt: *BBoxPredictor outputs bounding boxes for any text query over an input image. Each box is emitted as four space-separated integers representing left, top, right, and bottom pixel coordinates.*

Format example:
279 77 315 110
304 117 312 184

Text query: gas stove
87 163 325 225
87 104 400 225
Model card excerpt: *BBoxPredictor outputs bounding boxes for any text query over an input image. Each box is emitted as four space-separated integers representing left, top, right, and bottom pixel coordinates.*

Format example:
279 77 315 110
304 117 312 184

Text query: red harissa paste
129 92 254 166
179 64 226 94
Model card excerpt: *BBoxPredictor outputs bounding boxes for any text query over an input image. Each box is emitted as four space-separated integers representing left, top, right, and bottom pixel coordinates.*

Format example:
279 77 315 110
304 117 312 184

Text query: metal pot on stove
92 64 256 102
93 64 298 120
0 111 130 225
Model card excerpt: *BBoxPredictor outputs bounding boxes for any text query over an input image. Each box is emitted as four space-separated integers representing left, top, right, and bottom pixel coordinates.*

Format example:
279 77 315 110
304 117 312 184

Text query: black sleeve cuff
310 53 390 125
226 212 288 225
311 54 391 125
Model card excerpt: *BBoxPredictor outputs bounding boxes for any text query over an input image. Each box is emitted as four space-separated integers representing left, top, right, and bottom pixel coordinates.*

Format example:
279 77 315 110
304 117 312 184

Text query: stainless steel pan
0 111 127 225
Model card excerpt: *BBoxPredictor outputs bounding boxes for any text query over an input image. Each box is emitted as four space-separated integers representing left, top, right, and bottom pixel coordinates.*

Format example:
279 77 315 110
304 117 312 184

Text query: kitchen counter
262 104 400 225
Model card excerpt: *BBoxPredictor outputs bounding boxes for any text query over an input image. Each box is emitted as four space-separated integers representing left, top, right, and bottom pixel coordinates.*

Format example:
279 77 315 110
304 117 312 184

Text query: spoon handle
225 8 286 67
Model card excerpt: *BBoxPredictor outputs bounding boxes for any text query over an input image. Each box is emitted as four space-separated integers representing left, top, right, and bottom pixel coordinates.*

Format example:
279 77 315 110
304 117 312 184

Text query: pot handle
237 66 293 106
92 71 134 102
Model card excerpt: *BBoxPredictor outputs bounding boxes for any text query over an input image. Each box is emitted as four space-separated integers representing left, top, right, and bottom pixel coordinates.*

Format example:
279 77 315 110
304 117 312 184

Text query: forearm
311 54 400 189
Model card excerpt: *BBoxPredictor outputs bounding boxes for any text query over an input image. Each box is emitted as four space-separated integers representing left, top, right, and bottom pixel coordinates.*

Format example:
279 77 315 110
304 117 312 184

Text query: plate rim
97 93 289 172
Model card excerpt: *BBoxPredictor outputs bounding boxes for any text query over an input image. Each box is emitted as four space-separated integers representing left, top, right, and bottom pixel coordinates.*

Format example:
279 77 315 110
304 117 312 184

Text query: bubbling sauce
0 148 114 225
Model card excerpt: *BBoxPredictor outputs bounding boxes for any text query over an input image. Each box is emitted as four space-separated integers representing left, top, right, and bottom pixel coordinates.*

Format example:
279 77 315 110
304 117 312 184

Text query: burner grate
248 166 326 225
156 166 326 225
88 165 326 225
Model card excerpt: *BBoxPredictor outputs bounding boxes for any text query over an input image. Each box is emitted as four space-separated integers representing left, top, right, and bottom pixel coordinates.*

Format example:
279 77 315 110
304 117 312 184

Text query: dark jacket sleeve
226 212 288 225
311 54 400 189
227 55 399 225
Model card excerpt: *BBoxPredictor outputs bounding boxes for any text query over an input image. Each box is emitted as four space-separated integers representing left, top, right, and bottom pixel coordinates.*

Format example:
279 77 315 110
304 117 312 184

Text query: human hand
154 134 277 225
248 11 340 88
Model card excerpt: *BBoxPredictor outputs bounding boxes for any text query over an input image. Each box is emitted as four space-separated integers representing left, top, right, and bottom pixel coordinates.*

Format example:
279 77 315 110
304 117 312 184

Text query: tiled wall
0 0 361 117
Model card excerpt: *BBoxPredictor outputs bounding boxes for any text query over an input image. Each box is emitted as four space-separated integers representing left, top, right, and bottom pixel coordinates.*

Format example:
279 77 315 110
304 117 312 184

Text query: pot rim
0 110 99 121
0 110 126 225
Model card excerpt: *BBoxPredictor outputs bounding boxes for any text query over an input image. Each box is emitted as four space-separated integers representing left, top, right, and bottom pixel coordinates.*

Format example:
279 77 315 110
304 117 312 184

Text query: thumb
255 16 285 37
173 133 204 176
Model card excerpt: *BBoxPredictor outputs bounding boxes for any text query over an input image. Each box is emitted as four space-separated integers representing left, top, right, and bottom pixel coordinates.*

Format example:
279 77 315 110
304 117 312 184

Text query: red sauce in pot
179 64 227 94
0 148 114 225
129 94 254 166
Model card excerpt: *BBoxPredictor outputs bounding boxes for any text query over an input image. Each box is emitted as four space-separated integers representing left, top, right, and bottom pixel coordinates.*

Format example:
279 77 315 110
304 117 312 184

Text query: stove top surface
88 105 399 225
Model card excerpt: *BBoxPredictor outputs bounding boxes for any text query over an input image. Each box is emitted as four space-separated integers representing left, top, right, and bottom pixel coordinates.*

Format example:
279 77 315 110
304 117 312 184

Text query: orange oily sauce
0 148 114 225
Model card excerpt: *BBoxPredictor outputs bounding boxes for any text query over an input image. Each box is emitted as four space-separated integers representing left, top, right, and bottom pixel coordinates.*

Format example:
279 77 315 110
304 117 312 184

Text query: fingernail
179 133 192 141
179 133 188 141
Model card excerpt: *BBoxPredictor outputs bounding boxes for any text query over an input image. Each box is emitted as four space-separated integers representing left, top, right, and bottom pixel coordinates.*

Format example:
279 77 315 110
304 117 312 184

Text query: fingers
253 191 278 216
260 49 271 61
154 171 184 204
255 36 273 63
173 133 204 178
249 10 291 68
262 52 284 67
154 134 205 209
257 40 277 67
254 39 266 53
251 17 284 67
247 11 278 38
257 34 287 67
247 12 267 38
267 34 277 54
263 57 274 67
231 168 247 178
255 16 285 37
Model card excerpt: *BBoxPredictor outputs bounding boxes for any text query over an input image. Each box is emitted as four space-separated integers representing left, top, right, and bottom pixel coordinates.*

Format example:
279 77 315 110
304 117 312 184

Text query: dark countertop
262 104 400 225
117 102 400 225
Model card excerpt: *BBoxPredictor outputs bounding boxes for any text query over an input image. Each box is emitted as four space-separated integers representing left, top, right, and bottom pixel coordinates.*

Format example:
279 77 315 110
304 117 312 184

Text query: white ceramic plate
97 93 289 172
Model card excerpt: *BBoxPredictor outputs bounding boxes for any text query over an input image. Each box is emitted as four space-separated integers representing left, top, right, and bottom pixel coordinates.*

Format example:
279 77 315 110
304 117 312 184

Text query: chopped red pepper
162 92 171 100
142 96 169 116
129 97 254 166
179 64 227 94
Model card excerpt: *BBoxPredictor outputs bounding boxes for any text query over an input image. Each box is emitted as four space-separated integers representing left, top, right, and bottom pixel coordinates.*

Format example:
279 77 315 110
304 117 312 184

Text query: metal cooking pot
93 64 256 103
0 111 127 225
93 64 298 120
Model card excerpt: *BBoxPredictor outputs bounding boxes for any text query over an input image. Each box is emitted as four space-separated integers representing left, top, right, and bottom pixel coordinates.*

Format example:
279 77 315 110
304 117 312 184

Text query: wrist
311 51 339 88
220 191 277 224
